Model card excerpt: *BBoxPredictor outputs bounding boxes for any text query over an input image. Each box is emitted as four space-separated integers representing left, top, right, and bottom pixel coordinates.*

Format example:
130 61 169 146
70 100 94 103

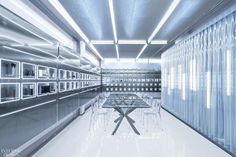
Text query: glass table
103 93 150 135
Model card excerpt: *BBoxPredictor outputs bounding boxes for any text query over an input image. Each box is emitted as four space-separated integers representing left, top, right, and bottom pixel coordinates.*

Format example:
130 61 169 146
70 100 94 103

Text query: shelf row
103 82 161 87
0 81 101 104
102 78 160 83
105 87 161 92
0 58 101 80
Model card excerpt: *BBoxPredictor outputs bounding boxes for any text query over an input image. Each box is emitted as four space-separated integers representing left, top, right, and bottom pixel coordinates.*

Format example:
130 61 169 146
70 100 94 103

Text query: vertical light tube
190 60 193 90
226 49 231 96
178 65 182 89
206 72 211 109
171 67 175 89
182 73 186 100
168 74 171 95
192 59 196 91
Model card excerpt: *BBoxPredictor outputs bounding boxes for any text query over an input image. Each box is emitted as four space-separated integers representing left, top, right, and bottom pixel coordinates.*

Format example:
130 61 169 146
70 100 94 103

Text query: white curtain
161 12 236 155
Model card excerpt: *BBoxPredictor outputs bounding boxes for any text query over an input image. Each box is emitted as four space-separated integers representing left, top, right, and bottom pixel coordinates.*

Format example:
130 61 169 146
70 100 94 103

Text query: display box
37 82 56 96
37 65 48 79
22 62 36 79
21 83 36 99
0 59 20 79
66 71 71 79
59 82 66 92
59 69 66 80
66 82 71 91
71 72 76 79
0 83 20 103
49 67 57 80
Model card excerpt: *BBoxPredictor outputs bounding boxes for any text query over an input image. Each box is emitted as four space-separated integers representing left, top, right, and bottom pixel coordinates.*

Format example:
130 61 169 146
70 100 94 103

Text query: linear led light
6 0 69 43
108 0 118 43
0 10 54 45
2 46 56 62
148 0 180 43
226 49 231 96
150 40 168 44
83 52 99 66
60 46 80 59
118 40 146 44
90 40 114 44
115 44 120 60
49 0 103 60
30 46 58 58
89 44 103 59
136 44 148 60
136 0 180 59
148 59 162 63
206 72 211 109
103 58 161 64
0 34 24 45
182 73 186 100
178 64 182 89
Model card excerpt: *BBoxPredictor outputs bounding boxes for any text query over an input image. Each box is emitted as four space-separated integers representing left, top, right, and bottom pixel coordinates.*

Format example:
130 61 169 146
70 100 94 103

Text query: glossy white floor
33 108 231 157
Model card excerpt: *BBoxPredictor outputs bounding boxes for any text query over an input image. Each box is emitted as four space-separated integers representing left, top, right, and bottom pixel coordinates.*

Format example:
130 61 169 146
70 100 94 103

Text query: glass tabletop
103 94 150 108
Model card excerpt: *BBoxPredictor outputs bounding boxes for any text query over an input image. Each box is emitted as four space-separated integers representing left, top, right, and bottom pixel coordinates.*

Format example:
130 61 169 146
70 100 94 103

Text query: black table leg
112 107 140 135
126 115 140 135
114 116 122 123
112 116 124 135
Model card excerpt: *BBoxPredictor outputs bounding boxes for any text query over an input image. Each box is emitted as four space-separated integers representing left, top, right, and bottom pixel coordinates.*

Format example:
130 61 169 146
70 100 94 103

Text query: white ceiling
30 0 235 59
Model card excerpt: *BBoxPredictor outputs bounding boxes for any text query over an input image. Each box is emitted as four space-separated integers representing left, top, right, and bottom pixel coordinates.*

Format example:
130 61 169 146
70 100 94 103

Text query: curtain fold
161 11 236 155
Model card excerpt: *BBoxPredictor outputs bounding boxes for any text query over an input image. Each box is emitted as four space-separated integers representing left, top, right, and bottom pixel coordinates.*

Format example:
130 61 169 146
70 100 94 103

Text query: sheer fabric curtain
161 11 236 155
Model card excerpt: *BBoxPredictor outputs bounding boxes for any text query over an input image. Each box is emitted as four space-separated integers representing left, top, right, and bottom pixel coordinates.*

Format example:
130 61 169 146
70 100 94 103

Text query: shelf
22 83 36 99
22 62 36 79
0 59 20 79
0 83 20 103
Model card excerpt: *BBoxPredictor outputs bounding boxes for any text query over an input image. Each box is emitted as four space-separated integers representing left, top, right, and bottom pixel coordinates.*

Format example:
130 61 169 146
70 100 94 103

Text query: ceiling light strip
115 44 119 60
90 40 114 44
49 0 103 60
108 0 118 42
148 0 180 43
108 0 119 60
136 44 148 60
136 0 180 59
150 40 168 44
118 40 146 44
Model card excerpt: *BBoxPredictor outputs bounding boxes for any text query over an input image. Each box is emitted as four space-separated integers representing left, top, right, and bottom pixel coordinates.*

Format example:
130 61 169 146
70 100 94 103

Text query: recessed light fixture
118 40 146 44
136 0 180 60
150 40 167 44
49 0 103 60
90 40 114 44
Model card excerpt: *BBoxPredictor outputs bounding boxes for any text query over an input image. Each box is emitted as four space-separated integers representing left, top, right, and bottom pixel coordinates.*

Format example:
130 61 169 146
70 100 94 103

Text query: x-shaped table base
112 107 140 135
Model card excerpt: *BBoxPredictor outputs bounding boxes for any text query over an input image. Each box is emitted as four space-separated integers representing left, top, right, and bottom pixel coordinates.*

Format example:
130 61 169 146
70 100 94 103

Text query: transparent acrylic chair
89 96 108 132
142 99 161 131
